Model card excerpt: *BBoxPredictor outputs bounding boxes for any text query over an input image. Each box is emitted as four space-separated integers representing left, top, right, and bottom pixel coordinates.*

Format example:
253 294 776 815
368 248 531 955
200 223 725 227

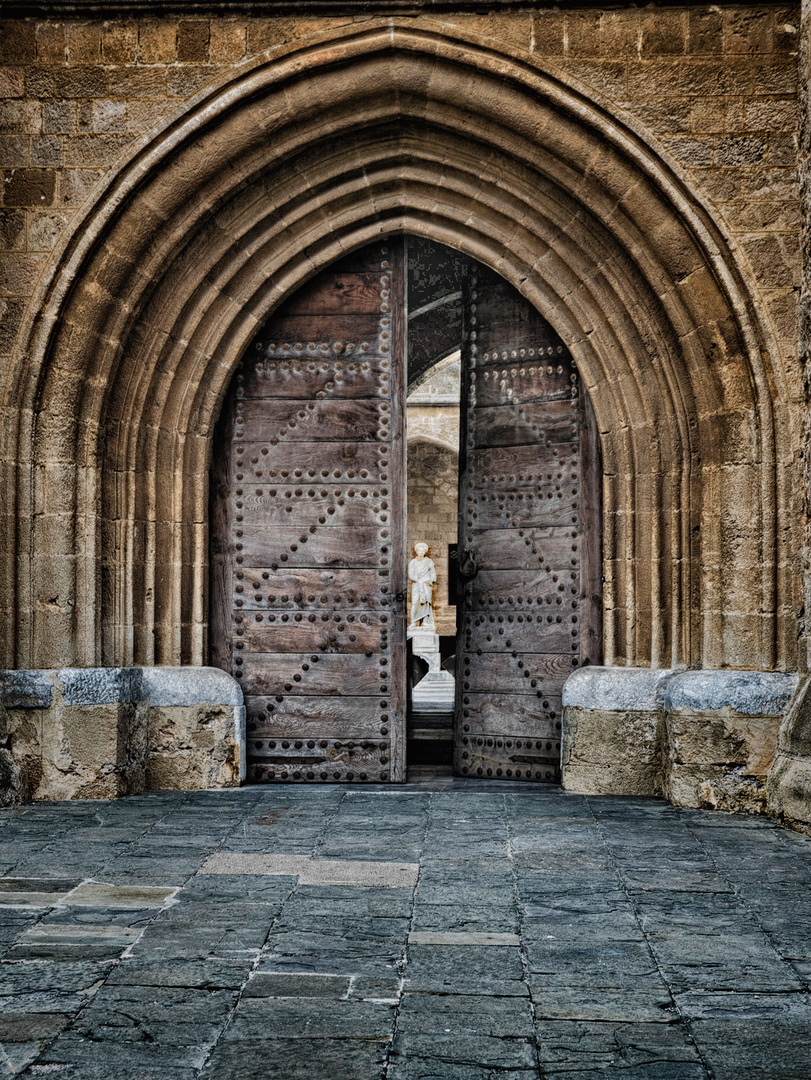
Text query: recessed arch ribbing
2 25 791 673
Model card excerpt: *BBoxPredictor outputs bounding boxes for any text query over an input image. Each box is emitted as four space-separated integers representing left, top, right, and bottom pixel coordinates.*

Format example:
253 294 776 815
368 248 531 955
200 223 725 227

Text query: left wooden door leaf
211 240 406 783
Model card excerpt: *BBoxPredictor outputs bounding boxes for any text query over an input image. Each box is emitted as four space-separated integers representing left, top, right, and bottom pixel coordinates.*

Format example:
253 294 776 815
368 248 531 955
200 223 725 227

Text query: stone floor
1 783 810 1079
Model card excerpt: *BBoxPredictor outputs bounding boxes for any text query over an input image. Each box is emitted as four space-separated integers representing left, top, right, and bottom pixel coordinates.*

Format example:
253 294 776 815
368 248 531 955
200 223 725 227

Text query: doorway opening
404 239 463 779
210 234 601 785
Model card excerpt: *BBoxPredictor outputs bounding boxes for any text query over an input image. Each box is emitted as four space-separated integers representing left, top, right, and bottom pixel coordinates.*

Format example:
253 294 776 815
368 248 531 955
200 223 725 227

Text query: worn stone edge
562 666 677 712
562 667 799 717
0 667 243 709
664 671 798 717
0 669 54 708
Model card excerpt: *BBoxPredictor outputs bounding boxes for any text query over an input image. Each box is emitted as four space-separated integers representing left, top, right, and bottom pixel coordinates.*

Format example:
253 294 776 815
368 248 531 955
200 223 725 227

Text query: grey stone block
136 666 243 707
562 666 676 711
0 669 53 708
58 668 131 705
665 671 798 716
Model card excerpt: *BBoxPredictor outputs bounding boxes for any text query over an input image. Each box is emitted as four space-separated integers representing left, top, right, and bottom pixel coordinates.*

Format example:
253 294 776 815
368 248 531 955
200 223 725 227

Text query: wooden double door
211 237 600 784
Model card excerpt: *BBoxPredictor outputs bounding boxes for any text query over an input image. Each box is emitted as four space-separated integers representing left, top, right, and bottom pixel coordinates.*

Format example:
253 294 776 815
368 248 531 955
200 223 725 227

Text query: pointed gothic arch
1 23 794 676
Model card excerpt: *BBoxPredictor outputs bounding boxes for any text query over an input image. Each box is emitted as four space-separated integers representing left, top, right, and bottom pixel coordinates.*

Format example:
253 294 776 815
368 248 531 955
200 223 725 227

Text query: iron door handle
459 548 478 579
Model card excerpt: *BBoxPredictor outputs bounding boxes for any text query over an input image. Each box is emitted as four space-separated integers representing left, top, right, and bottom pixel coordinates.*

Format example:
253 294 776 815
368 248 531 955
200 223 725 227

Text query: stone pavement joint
0 784 810 1078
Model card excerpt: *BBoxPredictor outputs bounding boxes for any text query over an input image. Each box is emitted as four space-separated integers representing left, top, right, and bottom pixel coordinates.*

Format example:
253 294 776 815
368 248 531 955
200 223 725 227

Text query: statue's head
414 543 429 557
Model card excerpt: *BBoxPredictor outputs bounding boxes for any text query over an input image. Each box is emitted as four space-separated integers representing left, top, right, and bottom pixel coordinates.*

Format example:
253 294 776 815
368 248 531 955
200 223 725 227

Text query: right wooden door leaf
455 263 601 782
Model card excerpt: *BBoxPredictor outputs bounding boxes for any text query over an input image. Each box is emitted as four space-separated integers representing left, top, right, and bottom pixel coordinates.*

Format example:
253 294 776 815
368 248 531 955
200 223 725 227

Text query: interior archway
3 24 794 676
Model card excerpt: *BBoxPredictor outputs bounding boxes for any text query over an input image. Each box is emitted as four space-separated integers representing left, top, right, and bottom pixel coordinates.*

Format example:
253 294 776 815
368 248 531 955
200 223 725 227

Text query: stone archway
1 24 794 683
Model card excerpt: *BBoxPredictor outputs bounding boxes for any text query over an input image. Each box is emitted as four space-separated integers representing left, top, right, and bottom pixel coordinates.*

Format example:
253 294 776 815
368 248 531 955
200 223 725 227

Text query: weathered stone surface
0 784 809 1074
58 668 131 705
562 667 676 712
662 672 798 815
768 675 811 833
561 668 670 796
0 667 244 802
665 671 798 716
136 666 243 708
0 669 53 708
200 852 420 887
563 668 801 819
146 704 240 792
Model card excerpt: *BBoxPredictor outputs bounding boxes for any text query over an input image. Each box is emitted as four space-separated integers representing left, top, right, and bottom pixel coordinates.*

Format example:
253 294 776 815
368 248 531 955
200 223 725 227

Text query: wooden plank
456 737 560 782
281 271 383 314
231 440 384 477
467 565 581 603
471 399 578 448
259 313 382 348
456 653 576 693
458 691 562 730
235 525 389 568
464 529 581 569
467 443 580 483
229 569 392 609
474 360 574 408
234 489 388 529
469 493 579 529
247 739 392 783
462 615 576 655
240 618 384 654
238 399 385 442
246 696 383 738
239 356 391 399
237 653 387 696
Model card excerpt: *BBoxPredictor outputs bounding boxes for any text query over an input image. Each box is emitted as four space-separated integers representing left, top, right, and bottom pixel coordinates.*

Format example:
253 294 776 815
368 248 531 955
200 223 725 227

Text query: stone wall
562 667 807 827
407 439 458 637
0 3 804 677
0 667 245 804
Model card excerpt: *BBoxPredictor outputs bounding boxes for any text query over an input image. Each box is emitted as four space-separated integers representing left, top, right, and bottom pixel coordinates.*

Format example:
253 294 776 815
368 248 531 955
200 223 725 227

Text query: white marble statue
408 542 437 631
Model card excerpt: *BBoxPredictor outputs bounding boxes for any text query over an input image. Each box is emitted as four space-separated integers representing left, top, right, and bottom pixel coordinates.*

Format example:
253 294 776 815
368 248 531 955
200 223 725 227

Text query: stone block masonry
562 666 811 830
0 666 245 805
0 2 804 677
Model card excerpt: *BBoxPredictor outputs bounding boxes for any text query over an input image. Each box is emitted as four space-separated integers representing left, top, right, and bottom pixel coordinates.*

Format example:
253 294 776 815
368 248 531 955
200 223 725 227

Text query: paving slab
0 784 808 1078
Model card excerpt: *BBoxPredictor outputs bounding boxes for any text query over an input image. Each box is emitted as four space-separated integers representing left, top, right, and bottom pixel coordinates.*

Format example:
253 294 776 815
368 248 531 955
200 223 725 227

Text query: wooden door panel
237 653 388 696
470 401 577 447
258 313 383 346
468 444 580 482
235 441 383 475
242 619 384 654
454 262 600 783
471 498 579 530
248 739 392 783
212 239 405 784
238 400 385 441
475 360 573 407
464 616 575 655
460 693 562 736
471 567 580 601
283 271 384 314
239 357 392 399
459 652 573 693
235 525 388 568
248 696 382 737
468 530 581 567
458 729 560 781
236 489 390 528
229 569 391 609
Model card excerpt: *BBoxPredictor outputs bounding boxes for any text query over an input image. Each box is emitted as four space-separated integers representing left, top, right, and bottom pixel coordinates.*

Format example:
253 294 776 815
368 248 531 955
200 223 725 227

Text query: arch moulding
2 23 795 677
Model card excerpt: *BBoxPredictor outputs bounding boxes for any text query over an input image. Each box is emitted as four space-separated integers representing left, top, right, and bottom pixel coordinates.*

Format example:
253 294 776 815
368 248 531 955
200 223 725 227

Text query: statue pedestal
408 627 439 651
408 629 443 674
